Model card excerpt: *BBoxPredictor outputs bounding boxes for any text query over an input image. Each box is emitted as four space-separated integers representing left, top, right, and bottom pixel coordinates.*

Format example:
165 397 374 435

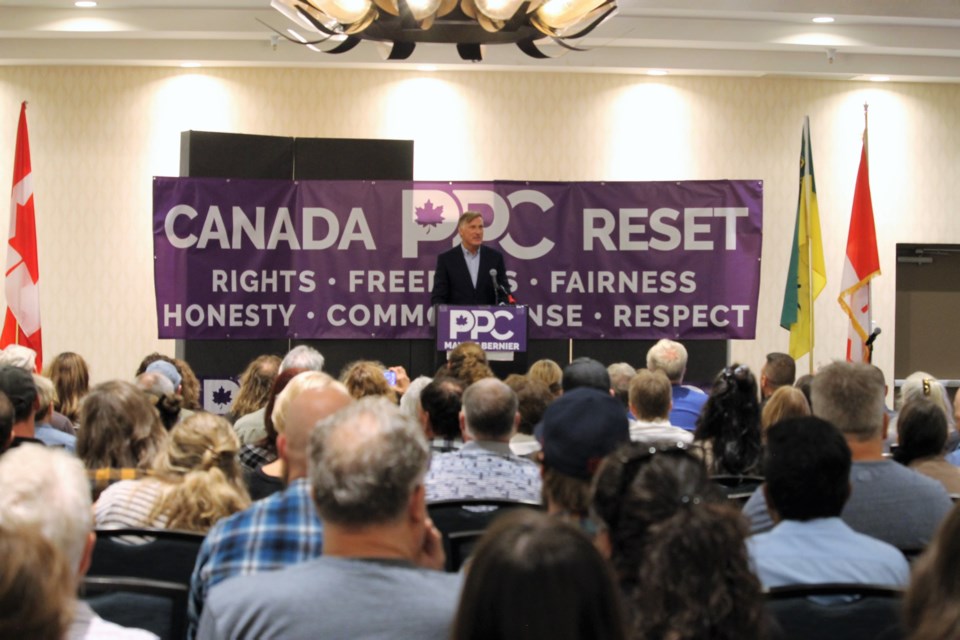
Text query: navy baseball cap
535 387 629 479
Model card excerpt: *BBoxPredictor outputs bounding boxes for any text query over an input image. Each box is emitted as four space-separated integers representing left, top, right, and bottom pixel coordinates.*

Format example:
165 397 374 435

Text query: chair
88 528 205 586
428 498 543 572
765 583 905 640
710 474 764 504
81 575 189 640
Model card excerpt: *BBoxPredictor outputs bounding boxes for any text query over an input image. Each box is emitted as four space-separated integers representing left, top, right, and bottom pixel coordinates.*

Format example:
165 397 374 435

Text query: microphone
489 268 512 306
865 326 882 347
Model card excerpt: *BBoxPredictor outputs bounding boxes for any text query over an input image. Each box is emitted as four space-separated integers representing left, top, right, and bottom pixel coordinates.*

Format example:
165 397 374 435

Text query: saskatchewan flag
780 116 827 360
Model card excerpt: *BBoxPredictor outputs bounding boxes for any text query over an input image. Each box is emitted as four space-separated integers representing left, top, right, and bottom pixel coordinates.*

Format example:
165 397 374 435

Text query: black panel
293 138 414 180
180 131 293 179
177 339 290 378
177 133 415 384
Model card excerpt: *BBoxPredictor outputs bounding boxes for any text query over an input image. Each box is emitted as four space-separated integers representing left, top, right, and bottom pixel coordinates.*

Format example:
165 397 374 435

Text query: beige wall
1 66 958 391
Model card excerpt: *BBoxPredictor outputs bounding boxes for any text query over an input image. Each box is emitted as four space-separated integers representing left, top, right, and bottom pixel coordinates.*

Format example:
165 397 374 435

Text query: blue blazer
431 245 509 306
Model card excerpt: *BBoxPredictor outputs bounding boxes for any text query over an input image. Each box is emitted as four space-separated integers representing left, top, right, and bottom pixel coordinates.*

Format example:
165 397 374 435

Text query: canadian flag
838 114 880 363
1 102 42 371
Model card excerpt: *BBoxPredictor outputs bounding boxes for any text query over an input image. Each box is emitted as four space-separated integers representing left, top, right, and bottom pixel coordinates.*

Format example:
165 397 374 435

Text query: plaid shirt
237 443 277 472
187 478 323 638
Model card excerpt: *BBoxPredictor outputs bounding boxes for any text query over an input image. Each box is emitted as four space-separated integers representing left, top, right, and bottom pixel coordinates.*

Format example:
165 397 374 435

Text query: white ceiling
2 0 960 81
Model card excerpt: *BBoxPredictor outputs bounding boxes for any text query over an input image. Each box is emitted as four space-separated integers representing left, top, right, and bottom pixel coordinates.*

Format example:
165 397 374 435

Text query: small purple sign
153 178 763 341
436 305 528 352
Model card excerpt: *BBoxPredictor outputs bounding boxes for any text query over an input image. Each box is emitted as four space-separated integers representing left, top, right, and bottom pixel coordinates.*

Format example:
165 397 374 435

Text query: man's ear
277 433 289 462
408 483 427 524
78 530 96 577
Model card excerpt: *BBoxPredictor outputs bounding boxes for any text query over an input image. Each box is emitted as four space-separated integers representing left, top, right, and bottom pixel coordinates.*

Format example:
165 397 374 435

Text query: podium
435 305 528 377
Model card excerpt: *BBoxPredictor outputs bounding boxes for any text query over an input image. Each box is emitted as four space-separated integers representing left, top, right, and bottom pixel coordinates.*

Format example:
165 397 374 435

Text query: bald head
462 378 518 441
282 387 352 479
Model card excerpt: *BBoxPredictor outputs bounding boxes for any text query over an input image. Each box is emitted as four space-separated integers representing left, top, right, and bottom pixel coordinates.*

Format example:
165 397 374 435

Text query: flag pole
804 124 815 375
863 102 872 363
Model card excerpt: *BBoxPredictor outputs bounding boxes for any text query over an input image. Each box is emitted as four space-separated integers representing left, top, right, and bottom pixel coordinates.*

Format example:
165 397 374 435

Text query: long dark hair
695 364 762 475
592 442 768 640
452 509 626 640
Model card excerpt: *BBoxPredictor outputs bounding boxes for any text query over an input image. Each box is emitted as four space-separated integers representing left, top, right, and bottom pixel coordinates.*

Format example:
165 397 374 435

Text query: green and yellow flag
780 116 827 360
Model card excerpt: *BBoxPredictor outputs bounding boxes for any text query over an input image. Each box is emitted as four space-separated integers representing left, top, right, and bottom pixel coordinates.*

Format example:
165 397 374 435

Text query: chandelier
269 0 616 61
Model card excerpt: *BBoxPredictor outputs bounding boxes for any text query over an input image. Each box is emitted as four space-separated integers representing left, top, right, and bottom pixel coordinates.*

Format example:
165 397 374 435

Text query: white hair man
0 445 157 639
234 345 325 445
197 398 460 639
645 339 707 431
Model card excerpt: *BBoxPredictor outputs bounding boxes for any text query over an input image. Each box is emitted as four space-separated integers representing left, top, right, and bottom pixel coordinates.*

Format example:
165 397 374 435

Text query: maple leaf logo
212 386 233 407
415 199 445 231
456 315 470 326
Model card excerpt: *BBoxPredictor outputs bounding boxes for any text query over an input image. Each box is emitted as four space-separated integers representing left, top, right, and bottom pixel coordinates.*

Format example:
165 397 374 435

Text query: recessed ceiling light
869 75 890 82
180 62 202 68
75 1 98 7
812 16 835 24
647 69 668 76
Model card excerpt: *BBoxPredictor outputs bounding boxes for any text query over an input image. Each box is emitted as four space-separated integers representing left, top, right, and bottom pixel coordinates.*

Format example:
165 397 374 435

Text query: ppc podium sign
436 305 528 353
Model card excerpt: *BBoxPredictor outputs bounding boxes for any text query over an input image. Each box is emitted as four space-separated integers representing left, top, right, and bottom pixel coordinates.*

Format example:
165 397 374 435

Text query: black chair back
765 583 905 640
428 498 543 572
88 528 205 586
82 575 189 640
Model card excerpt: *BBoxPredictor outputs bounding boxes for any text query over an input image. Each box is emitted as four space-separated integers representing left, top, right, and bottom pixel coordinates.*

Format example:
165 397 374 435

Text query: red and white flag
1 102 42 370
838 111 880 363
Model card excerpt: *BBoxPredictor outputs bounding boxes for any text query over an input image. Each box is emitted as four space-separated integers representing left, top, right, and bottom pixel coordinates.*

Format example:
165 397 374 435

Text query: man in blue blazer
431 212 511 306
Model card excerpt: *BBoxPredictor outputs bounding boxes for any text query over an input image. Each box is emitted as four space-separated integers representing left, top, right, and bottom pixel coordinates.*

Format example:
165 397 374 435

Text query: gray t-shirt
742 459 953 550
197 556 463 640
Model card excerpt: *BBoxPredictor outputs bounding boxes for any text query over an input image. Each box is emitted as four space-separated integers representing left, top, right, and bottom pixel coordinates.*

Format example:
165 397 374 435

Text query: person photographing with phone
430 212 513 307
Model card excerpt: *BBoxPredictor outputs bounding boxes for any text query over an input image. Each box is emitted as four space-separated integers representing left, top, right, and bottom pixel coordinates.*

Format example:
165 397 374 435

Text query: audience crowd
1 338 959 640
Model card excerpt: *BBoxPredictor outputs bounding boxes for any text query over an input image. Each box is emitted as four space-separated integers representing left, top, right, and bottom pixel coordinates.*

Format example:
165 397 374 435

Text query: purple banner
436 305 528 352
153 178 763 340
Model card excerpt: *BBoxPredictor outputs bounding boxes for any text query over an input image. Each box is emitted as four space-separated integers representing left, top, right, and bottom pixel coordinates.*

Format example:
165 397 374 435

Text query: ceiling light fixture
869 75 890 82
647 69 667 76
75 1 98 7
812 16 834 24
266 0 616 61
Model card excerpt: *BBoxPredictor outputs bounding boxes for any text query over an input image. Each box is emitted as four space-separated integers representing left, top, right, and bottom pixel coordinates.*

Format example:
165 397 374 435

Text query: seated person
893 398 960 494
95 413 250 533
627 369 693 444
748 417 909 588
451 509 625 640
592 441 773 639
742 362 953 551
425 378 540 503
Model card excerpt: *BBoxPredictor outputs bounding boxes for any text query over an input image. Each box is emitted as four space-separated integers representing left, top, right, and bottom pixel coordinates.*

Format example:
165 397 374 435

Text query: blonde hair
528 359 563 397
340 361 398 403
148 413 250 532
761 386 811 432
45 352 89 423
230 354 281 419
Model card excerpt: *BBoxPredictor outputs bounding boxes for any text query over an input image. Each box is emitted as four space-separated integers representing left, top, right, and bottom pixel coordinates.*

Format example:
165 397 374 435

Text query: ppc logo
401 187 555 260
449 309 516 341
